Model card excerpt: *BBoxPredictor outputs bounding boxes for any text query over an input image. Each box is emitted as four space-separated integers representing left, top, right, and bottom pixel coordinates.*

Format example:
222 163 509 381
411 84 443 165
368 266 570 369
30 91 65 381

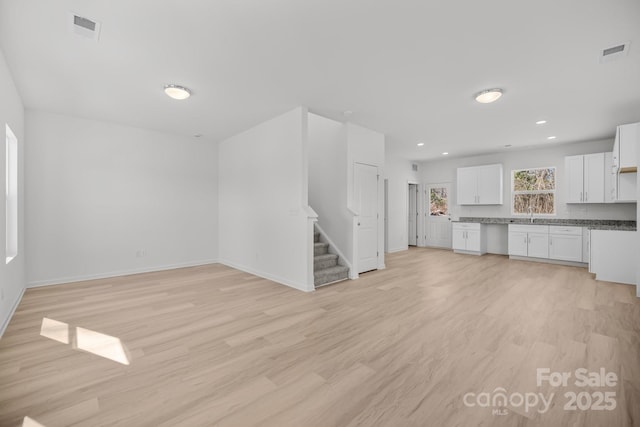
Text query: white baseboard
0 286 26 338
27 259 219 288
509 255 587 268
218 259 314 292
387 246 409 253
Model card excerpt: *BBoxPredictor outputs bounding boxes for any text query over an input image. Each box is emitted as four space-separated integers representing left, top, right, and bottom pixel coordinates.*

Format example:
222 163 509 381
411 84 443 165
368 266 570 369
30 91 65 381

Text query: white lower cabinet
452 223 486 255
582 228 590 264
528 232 550 259
548 226 583 262
590 230 636 285
507 231 528 256
508 224 584 263
508 225 549 258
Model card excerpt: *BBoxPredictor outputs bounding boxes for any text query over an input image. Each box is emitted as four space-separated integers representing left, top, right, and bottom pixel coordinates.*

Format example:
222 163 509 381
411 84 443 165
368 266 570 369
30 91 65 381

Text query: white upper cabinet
476 164 503 204
604 152 615 203
564 153 604 203
584 153 605 203
456 167 478 205
612 122 638 202
616 123 638 171
565 155 584 203
456 164 503 205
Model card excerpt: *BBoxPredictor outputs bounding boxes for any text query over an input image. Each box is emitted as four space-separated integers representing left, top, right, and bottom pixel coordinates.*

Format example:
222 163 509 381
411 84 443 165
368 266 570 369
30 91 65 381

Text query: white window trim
510 167 556 216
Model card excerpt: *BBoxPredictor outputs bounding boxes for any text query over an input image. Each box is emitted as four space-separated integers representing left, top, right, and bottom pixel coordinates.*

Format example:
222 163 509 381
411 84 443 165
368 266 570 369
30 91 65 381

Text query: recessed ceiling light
474 88 503 104
442 152 449 155
536 120 547 125
547 136 557 140
164 84 191 100
417 142 425 147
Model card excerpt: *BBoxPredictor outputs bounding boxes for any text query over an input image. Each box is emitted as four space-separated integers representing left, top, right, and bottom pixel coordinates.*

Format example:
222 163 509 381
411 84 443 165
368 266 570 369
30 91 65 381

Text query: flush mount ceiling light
442 152 449 155
474 88 503 104
547 136 557 140
164 84 191 100
536 120 547 125
417 142 425 147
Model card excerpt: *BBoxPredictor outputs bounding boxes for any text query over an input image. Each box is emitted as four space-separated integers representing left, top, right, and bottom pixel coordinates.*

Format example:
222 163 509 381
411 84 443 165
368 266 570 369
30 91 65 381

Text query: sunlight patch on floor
75 327 130 365
39 318 69 344
39 318 130 365
22 416 46 427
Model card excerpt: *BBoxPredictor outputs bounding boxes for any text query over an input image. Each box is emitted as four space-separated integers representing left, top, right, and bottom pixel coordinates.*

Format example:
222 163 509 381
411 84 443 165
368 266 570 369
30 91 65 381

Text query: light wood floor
1 248 639 426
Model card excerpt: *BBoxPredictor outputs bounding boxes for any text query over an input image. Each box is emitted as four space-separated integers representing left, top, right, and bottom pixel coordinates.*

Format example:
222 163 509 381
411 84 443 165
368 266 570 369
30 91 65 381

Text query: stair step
314 242 329 256
314 231 320 243
314 265 349 287
314 253 338 271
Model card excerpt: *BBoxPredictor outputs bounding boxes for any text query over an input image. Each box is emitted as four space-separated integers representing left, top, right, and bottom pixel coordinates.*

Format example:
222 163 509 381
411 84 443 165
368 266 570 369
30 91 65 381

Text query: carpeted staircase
314 230 349 288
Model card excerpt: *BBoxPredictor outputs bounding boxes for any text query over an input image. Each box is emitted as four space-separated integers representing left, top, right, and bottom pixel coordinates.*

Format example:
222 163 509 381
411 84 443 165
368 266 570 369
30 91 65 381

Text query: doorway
354 163 379 273
425 183 452 248
408 183 418 246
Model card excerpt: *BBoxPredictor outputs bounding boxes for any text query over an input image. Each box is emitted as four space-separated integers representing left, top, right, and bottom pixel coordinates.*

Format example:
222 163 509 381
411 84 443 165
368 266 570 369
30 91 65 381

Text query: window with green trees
512 167 555 215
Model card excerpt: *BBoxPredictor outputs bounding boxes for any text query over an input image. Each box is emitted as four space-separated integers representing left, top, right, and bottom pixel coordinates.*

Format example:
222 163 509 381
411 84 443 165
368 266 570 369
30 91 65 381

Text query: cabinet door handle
580 192 583 202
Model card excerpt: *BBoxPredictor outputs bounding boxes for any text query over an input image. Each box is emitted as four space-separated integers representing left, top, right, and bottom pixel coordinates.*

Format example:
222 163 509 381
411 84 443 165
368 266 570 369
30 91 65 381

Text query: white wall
0 48 25 335
421 139 636 221
218 107 313 291
637 133 640 297
25 110 218 287
308 114 352 264
384 151 419 253
347 123 386 270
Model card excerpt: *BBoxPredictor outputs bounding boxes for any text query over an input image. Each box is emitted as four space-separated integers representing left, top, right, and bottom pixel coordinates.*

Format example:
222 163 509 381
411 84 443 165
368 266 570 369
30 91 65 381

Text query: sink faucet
528 206 534 223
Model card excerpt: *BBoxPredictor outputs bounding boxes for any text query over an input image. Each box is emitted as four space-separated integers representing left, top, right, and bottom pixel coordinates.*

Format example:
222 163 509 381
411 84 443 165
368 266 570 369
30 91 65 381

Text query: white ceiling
1 0 639 160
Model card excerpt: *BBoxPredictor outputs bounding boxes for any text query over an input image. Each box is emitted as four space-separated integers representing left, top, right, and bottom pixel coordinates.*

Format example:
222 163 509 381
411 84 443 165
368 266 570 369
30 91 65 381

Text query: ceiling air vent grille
68 13 101 41
412 164 418 172
599 41 630 63
74 16 96 32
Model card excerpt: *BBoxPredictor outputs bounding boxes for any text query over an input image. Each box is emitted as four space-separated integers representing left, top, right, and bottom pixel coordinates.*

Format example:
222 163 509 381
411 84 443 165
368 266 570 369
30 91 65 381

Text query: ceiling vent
412 164 418 172
68 13 101 41
599 41 630 63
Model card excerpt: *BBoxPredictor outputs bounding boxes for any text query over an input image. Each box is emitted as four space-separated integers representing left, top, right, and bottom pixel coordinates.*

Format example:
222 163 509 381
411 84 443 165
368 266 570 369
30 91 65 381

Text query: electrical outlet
136 249 146 258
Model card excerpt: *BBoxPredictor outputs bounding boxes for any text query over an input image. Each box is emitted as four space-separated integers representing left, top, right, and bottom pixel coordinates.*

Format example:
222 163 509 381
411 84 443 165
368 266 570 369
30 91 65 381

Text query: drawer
549 226 582 235
508 224 549 234
452 222 481 230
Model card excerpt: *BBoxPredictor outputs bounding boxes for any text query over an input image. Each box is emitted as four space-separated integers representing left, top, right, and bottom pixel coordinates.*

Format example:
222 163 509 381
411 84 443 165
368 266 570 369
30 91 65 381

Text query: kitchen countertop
454 217 637 231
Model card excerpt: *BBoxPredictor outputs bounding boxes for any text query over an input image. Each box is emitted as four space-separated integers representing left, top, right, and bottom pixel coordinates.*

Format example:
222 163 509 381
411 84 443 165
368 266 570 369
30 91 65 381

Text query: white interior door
355 163 379 273
408 184 418 246
425 183 452 248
